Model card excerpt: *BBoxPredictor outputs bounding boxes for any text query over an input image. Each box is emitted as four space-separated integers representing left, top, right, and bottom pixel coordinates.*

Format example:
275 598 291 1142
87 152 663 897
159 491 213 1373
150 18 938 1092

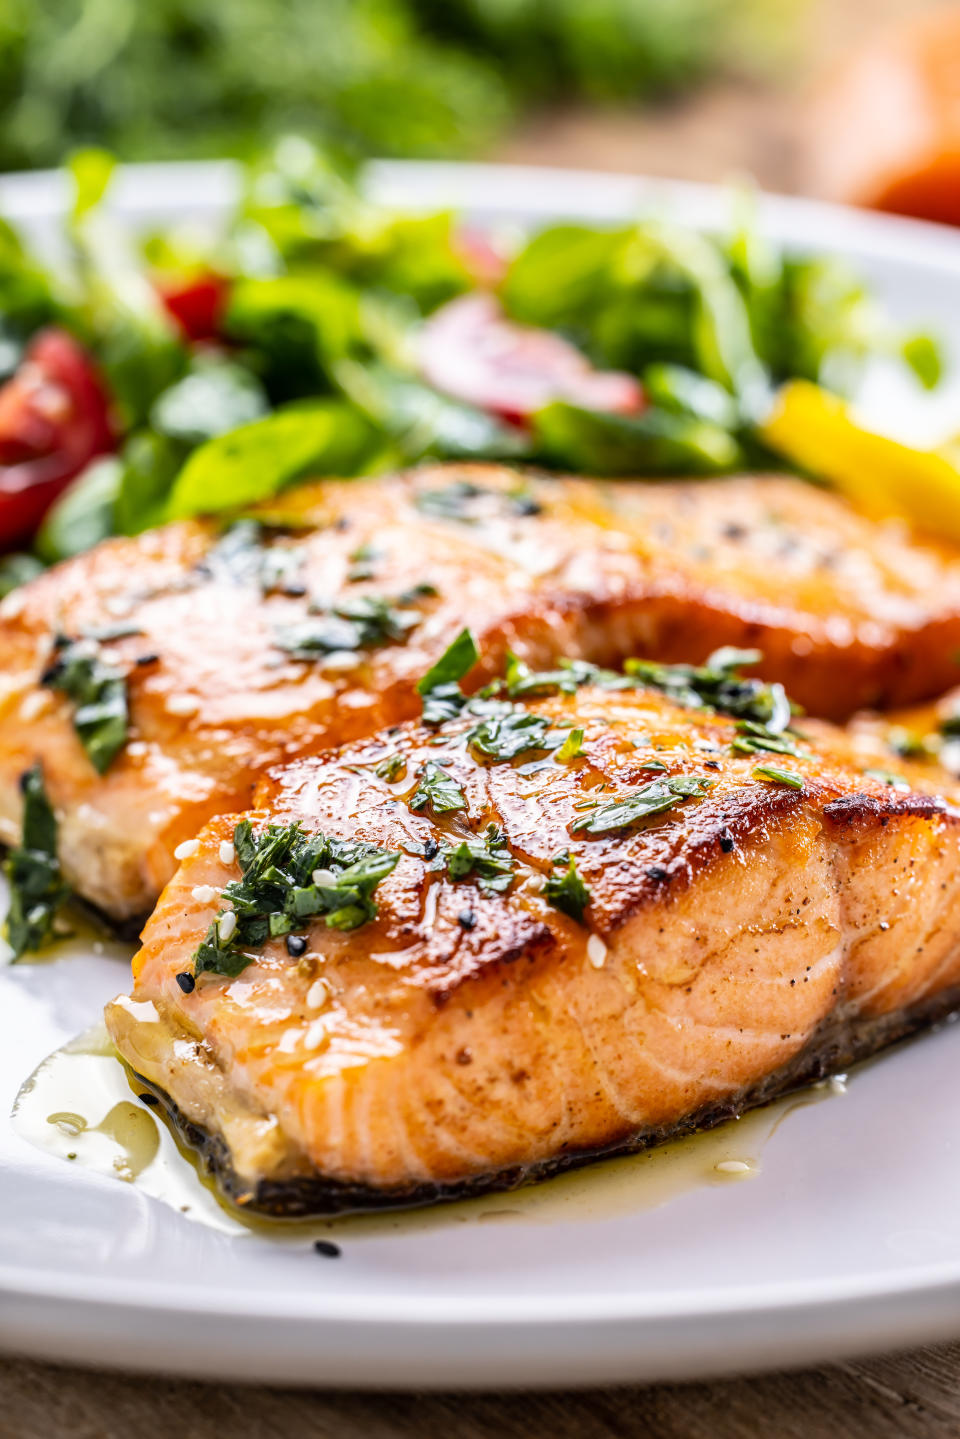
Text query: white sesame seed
191 884 218 904
19 690 50 721
312 868 336 886
166 693 199 716
586 933 607 969
218 911 237 943
126 740 148 757
715 1159 751 1175
174 839 199 860
219 840 236 866
305 1017 331 1051
322 650 359 671
307 978 330 1010
829 1074 848 1095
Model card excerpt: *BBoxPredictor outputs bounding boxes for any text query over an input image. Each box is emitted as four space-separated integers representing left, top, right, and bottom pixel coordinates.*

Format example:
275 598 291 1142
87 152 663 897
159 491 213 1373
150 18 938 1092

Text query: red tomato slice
0 328 116 549
156 271 230 343
419 293 644 425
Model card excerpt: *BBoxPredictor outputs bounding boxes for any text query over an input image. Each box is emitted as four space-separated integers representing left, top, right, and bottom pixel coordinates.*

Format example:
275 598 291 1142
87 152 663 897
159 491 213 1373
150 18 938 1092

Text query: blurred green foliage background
0 0 792 169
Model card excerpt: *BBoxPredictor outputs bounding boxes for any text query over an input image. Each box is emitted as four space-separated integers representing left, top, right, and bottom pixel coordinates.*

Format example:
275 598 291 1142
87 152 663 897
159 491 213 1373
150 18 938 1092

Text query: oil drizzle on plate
12 1026 842 1242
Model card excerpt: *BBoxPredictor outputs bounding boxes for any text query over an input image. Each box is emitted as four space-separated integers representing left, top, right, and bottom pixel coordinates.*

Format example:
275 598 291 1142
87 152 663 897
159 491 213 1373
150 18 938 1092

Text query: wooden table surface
8 0 960 1432
5 1342 960 1439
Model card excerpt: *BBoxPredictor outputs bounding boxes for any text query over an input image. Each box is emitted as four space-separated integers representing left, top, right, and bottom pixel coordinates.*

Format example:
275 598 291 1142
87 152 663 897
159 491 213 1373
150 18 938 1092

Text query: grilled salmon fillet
105 667 960 1213
6 462 960 919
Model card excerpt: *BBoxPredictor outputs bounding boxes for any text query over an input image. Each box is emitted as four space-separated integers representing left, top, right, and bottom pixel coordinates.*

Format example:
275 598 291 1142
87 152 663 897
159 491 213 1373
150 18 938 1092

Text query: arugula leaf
543 855 591 923
571 774 713 835
3 765 71 959
150 357 268 447
335 360 531 465
166 400 379 520
0 552 44 598
35 457 123 563
863 768 910 790
416 629 480 726
225 273 362 402
752 764 804 790
191 819 400 979
532 400 742 478
408 761 466 815
41 635 128 774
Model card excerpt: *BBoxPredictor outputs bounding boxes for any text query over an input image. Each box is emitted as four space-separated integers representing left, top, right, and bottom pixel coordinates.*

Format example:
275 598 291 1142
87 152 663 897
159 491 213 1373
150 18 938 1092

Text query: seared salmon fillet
105 658 960 1213
6 462 960 919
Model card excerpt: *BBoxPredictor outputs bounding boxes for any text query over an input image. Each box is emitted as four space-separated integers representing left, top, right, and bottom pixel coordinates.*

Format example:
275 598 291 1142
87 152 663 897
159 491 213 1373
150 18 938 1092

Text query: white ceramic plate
2 163 960 1390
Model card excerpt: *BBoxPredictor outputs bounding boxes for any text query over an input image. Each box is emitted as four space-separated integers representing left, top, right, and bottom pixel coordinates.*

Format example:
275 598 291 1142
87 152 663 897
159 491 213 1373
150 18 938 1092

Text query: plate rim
3 156 960 1385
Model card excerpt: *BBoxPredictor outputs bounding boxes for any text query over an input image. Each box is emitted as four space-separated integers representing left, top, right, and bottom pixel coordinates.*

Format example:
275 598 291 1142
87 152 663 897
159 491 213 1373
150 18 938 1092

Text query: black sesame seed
313 1240 341 1258
646 866 669 883
422 838 440 861
138 1092 159 1106
286 934 308 958
175 971 196 994
457 909 477 930
718 827 735 854
704 760 721 771
134 652 160 667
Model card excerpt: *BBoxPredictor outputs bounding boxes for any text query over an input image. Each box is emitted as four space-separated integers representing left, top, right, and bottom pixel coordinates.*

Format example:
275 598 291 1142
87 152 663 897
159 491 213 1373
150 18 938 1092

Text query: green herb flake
466 707 555 763
276 593 422 660
570 774 714 835
416 628 480 726
625 647 793 729
3 765 71 959
434 823 516 894
863 768 911 790
408 761 466 815
555 727 585 763
543 855 591 923
730 718 808 759
41 634 129 774
191 819 400 979
376 753 407 782
752 764 805 790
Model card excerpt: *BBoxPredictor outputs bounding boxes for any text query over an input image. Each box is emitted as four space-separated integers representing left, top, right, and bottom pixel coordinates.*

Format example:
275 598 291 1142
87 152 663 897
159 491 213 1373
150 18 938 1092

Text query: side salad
0 139 947 596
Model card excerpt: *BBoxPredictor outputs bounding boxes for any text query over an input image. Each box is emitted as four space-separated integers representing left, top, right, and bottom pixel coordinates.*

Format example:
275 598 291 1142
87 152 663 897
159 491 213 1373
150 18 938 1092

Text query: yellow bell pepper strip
761 380 960 540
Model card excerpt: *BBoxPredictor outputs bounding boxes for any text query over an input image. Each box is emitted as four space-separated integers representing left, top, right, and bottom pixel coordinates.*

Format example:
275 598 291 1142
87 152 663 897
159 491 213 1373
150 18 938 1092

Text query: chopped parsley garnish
570 774 714 835
466 706 556 762
416 628 480 726
427 823 516 894
375 753 407 782
494 653 632 699
41 634 129 774
625 648 792 731
408 761 466 814
863 768 910 789
203 519 305 595
415 480 541 523
3 765 71 959
555 727 585 762
276 594 421 660
729 719 808 759
752 764 804 790
543 854 591 922
190 820 400 979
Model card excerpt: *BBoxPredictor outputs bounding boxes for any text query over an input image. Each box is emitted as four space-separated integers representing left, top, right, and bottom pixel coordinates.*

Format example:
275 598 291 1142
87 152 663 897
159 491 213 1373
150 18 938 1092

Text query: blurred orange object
807 3 960 226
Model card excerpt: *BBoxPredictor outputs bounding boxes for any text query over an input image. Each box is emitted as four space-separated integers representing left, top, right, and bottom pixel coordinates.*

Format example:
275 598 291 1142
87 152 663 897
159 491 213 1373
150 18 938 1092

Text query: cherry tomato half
0 328 116 550
156 271 230 343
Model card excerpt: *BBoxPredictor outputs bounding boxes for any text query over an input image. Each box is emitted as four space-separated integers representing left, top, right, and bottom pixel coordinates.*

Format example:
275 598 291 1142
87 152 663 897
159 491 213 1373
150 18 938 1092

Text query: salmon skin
105 661 960 1215
6 462 960 920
